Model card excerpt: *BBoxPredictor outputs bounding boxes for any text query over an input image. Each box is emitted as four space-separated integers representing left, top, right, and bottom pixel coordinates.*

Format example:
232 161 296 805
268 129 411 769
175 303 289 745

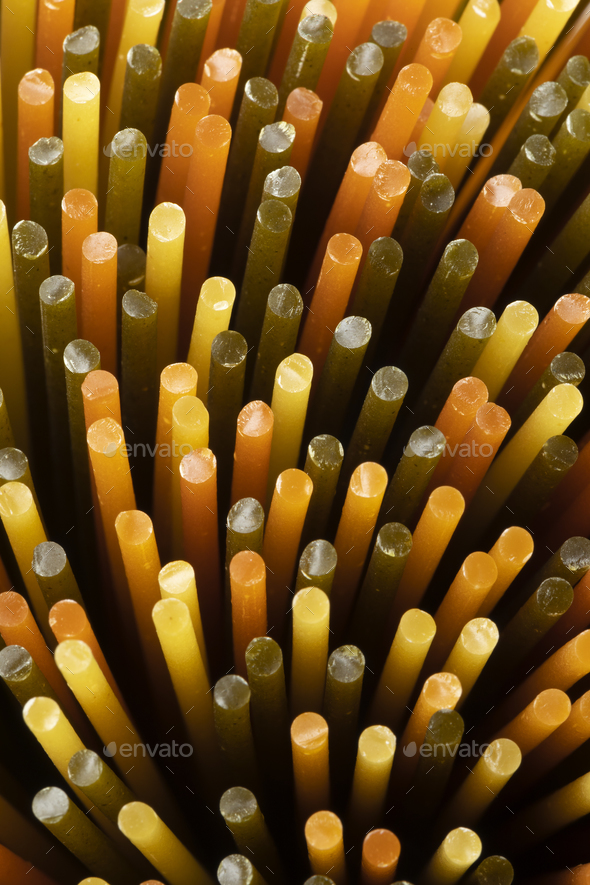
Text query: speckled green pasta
306 43 384 217
415 307 496 425
466 856 514 885
0 390 15 449
117 244 146 300
541 108 590 210
323 645 365 777
64 339 101 518
120 44 162 146
363 19 407 133
121 289 158 452
105 129 147 246
236 0 283 100
62 26 100 87
209 330 248 485
506 435 578 523
535 536 590 589
12 221 50 459
218 855 268 885
392 148 439 241
394 174 455 333
213 676 260 793
406 710 464 820
479 36 540 140
303 434 344 543
410 711 464 803
524 189 590 311
236 199 293 350
117 245 146 355
277 14 334 116
12 221 49 357
40 276 77 484
73 0 111 64
225 497 265 597
514 352 585 430
251 283 303 404
68 749 135 824
492 81 567 172
29 137 63 275
0 445 26 487
245 637 290 785
0 448 41 516
295 539 338 597
0 446 44 572
0 645 58 706
306 316 372 440
220 787 283 878
483 577 573 690
261 164 301 215
260 167 301 302
400 239 479 389
224 501 264 649
156 0 212 137
236 122 295 275
32 540 84 608
343 366 408 482
351 237 403 359
557 55 590 126
218 77 278 263
503 577 573 660
508 133 556 190
401 173 455 258
379 425 446 529
350 522 412 655
32 787 136 884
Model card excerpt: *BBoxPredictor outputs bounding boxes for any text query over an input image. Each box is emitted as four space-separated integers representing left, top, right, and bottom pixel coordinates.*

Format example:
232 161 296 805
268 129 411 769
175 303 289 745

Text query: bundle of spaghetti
1 1 590 884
